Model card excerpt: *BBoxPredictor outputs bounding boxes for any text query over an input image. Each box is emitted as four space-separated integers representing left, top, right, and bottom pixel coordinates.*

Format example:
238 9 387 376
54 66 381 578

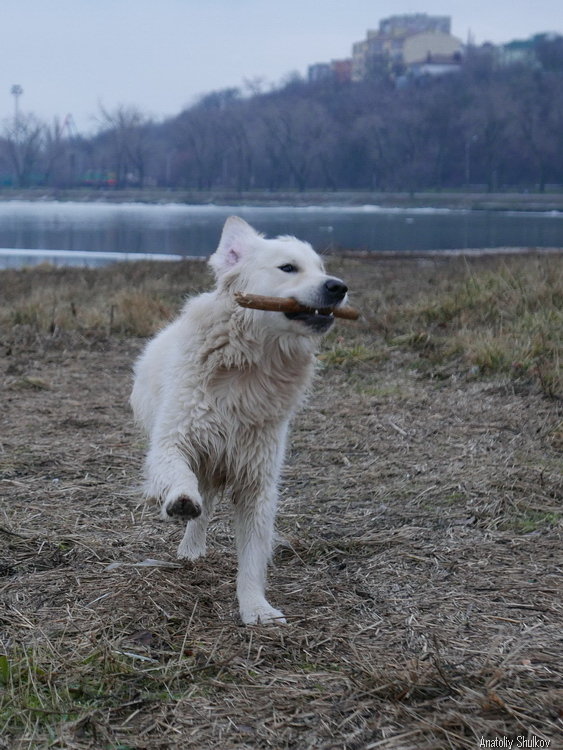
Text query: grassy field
0 252 561 749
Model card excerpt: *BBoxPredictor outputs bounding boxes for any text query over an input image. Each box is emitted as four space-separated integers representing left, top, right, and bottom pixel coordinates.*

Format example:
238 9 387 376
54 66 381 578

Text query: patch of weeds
504 510 561 534
112 291 173 337
0 260 208 344
422 491 467 509
11 305 42 327
385 259 562 397
319 340 383 369
0 643 158 740
471 340 512 374
549 421 563 451
298 661 322 674
389 331 433 350
357 383 408 399
0 458 16 479
13 375 51 391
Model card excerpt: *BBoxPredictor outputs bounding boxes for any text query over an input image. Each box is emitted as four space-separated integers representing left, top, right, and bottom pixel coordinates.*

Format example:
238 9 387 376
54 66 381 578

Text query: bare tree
1 112 44 187
259 97 335 191
462 79 516 191
171 93 239 189
42 117 72 186
97 105 152 187
512 71 563 191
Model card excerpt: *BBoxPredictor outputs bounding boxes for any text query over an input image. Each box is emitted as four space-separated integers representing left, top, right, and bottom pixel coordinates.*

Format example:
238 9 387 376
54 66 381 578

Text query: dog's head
209 216 348 334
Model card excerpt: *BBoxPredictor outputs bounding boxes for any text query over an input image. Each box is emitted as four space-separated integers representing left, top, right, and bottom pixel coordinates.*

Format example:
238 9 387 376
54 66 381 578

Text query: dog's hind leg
233 484 286 626
177 491 218 561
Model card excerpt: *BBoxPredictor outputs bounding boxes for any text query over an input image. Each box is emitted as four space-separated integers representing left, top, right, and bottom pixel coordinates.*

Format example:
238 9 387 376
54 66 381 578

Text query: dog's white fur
130 216 347 624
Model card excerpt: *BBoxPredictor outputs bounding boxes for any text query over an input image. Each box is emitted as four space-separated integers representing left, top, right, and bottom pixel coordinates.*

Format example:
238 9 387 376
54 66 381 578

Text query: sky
1 0 561 133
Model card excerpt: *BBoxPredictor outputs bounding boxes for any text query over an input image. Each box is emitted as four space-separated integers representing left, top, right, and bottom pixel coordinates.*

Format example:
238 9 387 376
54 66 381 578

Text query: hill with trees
1 35 563 194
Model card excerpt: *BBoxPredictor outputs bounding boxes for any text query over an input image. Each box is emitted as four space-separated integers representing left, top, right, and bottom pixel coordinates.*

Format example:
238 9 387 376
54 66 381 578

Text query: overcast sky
1 0 561 133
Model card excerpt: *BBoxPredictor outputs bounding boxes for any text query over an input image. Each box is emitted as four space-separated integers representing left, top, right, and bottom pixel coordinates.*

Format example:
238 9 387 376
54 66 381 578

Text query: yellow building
351 15 463 80
402 32 463 65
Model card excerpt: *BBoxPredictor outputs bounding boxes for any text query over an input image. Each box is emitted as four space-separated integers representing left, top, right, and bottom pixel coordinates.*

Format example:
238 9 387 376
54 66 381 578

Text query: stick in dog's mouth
234 292 360 320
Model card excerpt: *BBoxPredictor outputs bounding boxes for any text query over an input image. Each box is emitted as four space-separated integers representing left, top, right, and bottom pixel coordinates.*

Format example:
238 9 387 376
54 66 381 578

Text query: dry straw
0 253 561 748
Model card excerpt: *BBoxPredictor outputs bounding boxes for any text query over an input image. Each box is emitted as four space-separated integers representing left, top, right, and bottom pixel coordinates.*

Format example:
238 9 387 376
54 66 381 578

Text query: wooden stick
234 292 360 320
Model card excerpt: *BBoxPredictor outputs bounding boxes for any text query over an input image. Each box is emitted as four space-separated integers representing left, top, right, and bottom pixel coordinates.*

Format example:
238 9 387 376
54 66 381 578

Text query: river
0 201 562 268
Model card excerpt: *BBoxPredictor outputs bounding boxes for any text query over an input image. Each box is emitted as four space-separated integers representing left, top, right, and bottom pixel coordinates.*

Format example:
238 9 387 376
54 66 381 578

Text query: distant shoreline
1 188 563 213
1 245 561 273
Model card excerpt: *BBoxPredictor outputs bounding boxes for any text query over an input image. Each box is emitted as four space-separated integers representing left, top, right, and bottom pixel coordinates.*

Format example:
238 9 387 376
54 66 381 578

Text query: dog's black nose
324 278 348 303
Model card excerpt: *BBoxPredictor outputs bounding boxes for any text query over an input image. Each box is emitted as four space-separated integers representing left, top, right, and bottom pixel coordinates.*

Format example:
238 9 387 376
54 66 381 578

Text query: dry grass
0 261 210 340
327 254 562 399
0 253 562 749
401 258 562 398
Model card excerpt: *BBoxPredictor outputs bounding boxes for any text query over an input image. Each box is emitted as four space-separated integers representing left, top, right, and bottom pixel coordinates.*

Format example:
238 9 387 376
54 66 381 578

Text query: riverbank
1 253 561 748
2 187 563 211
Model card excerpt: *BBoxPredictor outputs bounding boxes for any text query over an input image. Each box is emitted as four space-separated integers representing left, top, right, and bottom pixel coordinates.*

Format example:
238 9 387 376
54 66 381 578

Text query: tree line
2 39 563 193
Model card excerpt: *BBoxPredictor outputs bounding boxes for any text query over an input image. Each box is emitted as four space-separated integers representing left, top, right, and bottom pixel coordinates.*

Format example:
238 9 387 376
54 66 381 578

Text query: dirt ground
0 256 562 749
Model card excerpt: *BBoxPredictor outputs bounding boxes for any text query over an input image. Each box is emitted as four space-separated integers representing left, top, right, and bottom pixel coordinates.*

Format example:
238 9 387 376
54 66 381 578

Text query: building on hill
308 58 352 84
308 20 563 93
379 13 451 36
331 59 352 82
467 33 562 71
497 37 540 67
351 14 463 81
308 63 332 83
309 14 463 86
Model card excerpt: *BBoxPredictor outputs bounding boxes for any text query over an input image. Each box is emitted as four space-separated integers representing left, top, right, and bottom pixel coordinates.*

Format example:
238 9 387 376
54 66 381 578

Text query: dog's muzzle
284 277 348 333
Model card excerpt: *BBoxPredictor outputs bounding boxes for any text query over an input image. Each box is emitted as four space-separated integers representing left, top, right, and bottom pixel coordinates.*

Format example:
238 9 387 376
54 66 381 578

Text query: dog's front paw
162 495 202 520
177 538 206 561
240 601 287 626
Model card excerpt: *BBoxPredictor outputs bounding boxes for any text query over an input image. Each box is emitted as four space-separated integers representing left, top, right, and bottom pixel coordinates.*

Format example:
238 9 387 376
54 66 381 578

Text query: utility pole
10 84 23 123
10 85 24 186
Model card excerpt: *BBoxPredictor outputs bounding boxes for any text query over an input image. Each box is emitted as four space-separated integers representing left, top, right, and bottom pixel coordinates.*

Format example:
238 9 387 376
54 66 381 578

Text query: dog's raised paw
165 495 202 520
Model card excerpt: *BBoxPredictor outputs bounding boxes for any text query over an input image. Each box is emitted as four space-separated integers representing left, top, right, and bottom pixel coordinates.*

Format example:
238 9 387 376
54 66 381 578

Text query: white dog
130 216 348 624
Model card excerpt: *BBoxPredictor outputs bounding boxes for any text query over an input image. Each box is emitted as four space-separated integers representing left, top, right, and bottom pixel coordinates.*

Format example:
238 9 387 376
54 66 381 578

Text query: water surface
0 201 562 268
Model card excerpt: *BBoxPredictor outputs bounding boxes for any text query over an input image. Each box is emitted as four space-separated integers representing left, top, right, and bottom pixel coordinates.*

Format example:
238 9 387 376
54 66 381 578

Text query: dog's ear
209 216 259 277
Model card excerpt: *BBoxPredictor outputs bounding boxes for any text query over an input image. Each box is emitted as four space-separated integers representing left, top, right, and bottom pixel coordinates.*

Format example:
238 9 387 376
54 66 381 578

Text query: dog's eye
278 263 298 273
